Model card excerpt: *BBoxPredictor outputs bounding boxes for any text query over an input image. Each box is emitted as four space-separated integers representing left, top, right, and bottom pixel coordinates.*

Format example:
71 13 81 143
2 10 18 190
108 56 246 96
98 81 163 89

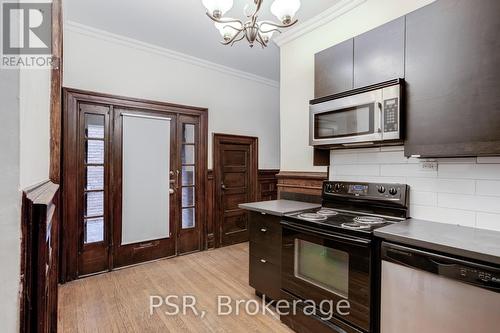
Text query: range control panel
323 181 408 204
384 98 399 133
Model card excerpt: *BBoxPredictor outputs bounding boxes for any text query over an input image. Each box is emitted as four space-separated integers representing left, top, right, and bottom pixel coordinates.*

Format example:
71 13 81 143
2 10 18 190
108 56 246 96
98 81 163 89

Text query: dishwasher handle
382 242 500 293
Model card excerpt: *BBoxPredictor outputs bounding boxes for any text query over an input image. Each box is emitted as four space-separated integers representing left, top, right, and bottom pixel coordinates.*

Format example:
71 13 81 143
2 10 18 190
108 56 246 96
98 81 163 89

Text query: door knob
221 183 227 190
169 188 175 194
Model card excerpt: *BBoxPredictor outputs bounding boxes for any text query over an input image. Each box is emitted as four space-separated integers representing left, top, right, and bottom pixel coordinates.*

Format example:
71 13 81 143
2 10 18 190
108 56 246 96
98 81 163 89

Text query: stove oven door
281 221 372 332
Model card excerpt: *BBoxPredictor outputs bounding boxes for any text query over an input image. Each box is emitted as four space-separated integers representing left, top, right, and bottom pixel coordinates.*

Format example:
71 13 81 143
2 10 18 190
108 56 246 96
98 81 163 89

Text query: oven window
314 103 374 139
294 239 349 298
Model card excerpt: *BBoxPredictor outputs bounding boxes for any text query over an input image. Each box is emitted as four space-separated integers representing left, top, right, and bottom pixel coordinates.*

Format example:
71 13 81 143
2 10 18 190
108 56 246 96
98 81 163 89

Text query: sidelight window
83 113 105 244
181 124 196 229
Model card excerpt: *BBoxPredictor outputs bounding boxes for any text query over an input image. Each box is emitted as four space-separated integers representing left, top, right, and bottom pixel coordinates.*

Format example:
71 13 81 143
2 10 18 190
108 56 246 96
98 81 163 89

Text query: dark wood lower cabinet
248 211 282 300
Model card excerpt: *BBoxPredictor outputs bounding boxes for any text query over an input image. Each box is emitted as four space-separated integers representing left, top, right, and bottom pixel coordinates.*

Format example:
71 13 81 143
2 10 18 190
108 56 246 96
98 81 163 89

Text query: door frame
61 88 208 282
213 133 258 248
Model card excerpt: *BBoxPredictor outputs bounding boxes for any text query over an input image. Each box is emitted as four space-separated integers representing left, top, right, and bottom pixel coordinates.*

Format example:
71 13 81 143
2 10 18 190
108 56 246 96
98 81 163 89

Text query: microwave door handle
377 102 383 134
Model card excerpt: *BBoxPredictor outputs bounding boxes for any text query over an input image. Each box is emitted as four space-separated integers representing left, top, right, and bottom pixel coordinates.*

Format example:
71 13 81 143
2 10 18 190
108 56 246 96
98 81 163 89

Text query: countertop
375 219 500 266
238 200 321 216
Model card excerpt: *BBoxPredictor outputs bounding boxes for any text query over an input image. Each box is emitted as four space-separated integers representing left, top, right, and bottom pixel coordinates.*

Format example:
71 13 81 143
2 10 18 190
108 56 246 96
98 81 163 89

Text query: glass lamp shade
202 0 234 17
270 0 301 23
215 20 243 41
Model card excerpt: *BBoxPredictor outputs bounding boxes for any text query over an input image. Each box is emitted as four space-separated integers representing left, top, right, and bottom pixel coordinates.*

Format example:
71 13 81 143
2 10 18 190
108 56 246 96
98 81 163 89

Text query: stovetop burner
353 216 386 225
317 208 338 216
297 212 328 222
340 222 372 230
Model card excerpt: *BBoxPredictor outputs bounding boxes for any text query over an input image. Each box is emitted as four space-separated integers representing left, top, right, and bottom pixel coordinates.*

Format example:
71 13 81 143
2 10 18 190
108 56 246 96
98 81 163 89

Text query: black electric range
280 181 409 333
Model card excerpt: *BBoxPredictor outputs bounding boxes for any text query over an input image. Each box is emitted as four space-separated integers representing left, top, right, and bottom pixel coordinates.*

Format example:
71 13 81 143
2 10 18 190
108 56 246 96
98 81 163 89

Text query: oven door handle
281 221 371 246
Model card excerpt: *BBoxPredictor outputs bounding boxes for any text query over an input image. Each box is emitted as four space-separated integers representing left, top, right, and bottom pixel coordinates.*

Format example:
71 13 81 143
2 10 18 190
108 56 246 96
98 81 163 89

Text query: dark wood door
353 16 405 88
404 0 500 157
214 134 258 247
315 39 354 99
62 89 208 281
111 108 178 268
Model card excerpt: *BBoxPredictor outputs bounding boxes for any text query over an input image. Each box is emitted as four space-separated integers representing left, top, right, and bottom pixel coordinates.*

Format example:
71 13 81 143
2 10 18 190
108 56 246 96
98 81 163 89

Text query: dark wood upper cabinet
314 39 354 99
353 17 405 88
404 0 500 157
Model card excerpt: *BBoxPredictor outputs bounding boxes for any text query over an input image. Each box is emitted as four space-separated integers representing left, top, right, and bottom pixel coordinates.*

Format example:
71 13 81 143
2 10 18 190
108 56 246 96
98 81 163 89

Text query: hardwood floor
58 243 292 332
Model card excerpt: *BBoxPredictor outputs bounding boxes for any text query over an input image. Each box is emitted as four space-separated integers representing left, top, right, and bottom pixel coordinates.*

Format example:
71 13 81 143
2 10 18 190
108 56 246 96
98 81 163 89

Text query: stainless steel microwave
310 79 403 147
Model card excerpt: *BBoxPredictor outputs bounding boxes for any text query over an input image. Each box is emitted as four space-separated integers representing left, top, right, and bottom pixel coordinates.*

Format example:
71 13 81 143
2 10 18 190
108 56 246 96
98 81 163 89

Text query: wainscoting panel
277 171 327 203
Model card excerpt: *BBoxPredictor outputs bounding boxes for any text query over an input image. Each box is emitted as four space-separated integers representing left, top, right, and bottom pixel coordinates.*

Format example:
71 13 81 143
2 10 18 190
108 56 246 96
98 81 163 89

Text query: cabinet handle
260 228 267 233
260 259 267 263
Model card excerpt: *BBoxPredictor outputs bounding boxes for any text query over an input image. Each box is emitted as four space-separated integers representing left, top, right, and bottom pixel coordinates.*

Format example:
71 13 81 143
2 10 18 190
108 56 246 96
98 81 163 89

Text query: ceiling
64 0 341 81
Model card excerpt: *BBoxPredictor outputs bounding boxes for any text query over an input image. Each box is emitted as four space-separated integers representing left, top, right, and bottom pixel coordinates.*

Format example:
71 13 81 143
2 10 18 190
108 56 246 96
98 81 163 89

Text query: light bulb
270 0 301 24
202 0 234 18
259 23 276 43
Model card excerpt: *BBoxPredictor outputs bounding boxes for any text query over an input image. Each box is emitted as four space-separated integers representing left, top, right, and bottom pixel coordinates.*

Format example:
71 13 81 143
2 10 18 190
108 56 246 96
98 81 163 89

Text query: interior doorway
213 134 258 247
61 89 208 281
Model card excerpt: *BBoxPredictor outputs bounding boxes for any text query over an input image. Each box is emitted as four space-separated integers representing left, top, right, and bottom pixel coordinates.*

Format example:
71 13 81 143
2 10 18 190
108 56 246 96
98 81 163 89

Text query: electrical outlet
419 160 438 172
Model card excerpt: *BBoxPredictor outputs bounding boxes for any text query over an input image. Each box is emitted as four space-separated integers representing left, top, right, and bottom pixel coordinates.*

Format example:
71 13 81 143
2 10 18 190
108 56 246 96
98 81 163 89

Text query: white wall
279 0 435 172
63 23 281 169
330 148 500 232
0 68 21 333
19 68 51 188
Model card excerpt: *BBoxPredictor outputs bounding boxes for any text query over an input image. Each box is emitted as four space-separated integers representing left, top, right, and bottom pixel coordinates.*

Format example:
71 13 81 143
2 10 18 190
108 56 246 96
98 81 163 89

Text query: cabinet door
354 17 405 88
314 39 354 99
404 0 500 157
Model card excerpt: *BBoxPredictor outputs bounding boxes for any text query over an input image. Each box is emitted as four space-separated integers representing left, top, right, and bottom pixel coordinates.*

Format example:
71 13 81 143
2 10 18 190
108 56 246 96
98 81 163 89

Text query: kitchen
1 0 499 332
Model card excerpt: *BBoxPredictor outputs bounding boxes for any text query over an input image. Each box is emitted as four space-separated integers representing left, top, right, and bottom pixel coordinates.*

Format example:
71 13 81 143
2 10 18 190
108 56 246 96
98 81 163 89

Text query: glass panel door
181 124 196 229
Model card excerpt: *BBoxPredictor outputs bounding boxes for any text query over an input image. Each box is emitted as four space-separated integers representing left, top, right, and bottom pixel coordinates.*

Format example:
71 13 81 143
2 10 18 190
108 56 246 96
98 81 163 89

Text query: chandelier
202 0 301 48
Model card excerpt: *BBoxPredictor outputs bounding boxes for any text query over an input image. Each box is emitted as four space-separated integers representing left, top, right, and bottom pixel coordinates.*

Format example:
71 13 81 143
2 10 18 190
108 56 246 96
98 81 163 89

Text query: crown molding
64 20 280 88
273 0 367 47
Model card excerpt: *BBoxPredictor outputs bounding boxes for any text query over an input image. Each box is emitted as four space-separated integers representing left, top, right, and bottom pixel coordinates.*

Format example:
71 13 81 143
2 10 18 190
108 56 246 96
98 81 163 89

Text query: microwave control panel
384 98 399 133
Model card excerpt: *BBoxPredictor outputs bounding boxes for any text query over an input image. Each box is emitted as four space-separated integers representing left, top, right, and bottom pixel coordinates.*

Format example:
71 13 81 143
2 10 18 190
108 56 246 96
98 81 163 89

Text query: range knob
334 183 342 192
378 186 386 194
325 183 333 192
389 188 398 195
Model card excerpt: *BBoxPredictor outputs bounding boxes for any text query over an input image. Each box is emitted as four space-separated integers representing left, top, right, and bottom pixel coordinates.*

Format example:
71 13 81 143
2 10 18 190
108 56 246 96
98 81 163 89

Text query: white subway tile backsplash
476 180 500 197
410 205 476 227
329 148 500 232
474 164 500 180
438 193 500 214
477 157 500 164
476 213 500 232
410 191 438 206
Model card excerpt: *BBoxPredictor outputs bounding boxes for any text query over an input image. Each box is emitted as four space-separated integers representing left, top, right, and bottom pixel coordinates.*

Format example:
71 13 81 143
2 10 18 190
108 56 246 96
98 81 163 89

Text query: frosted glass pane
182 187 195 207
86 166 104 190
182 208 195 229
182 166 195 186
183 124 195 143
86 140 104 164
85 217 104 244
85 191 103 217
121 114 171 245
85 114 104 138
182 145 195 164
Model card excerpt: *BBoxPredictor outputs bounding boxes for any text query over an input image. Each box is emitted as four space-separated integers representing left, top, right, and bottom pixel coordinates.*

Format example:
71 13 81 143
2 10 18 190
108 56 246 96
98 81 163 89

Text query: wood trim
276 171 328 200
213 134 258 248
49 0 62 183
61 88 208 281
258 169 279 201
206 170 215 248
20 181 59 333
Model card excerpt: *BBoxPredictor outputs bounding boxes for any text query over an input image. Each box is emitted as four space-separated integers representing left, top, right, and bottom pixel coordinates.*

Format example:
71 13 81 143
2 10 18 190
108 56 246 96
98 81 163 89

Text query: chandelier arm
256 32 267 48
220 30 244 45
246 0 263 19
206 12 244 26
230 33 246 46
258 27 282 34
257 18 299 29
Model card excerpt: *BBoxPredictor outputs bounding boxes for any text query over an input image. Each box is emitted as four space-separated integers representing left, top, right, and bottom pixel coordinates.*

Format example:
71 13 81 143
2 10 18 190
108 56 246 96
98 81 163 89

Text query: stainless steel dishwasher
380 242 500 333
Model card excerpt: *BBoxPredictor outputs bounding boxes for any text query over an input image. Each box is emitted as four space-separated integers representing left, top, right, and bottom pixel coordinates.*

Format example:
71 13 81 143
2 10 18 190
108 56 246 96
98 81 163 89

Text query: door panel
112 109 177 268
